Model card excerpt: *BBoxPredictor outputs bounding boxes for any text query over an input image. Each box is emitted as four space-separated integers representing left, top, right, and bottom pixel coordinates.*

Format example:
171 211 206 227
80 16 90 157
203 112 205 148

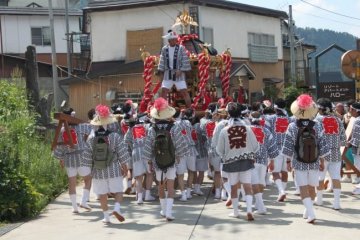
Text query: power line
293 8 360 28
300 0 360 21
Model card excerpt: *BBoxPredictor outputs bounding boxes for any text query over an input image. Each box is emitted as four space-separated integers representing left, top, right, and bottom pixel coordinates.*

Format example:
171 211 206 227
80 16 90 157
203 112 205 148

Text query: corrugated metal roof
84 0 288 19
0 7 82 16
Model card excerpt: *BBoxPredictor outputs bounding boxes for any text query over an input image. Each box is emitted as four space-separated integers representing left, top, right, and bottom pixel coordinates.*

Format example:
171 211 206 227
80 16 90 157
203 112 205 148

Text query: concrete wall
89 4 283 62
0 14 81 54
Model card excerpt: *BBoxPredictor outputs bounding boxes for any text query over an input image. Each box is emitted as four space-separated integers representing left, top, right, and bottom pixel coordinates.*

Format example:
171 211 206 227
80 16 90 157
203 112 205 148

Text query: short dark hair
274 98 286 109
317 98 332 112
227 102 241 118
87 108 95 120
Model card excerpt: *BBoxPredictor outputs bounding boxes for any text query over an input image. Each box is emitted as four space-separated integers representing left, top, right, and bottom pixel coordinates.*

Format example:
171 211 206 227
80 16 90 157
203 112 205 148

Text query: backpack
295 121 318 164
92 129 113 170
153 123 175 171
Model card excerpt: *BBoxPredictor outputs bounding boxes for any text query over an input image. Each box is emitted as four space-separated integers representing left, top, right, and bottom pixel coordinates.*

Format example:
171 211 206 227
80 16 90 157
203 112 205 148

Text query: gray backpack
92 130 113 169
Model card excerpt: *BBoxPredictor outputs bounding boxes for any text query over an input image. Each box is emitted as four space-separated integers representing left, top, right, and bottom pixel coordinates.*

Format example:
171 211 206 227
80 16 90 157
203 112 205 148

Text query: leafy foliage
0 81 67 222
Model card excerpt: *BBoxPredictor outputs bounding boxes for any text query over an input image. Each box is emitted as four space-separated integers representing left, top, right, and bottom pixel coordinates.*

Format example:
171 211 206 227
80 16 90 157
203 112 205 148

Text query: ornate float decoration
140 10 233 112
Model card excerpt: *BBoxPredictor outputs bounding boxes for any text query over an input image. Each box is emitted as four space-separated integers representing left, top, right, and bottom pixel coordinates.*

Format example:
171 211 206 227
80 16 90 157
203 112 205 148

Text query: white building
0 0 82 66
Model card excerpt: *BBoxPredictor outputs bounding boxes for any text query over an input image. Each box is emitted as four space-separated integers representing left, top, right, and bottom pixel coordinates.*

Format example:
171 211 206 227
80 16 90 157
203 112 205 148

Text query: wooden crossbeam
51 113 85 151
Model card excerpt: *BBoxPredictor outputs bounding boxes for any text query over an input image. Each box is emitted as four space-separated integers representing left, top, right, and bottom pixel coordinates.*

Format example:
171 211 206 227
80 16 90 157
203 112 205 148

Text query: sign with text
318 82 355 102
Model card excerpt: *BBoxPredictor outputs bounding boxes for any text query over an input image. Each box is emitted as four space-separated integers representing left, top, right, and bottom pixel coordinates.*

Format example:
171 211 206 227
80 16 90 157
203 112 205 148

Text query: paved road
1 177 359 240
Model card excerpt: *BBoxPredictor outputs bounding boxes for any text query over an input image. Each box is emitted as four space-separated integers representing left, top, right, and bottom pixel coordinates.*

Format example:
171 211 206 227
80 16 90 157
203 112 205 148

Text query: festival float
139 10 240 113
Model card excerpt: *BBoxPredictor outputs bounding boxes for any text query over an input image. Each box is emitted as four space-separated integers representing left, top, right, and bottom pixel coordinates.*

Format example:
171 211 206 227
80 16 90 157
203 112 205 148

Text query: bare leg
179 89 191 108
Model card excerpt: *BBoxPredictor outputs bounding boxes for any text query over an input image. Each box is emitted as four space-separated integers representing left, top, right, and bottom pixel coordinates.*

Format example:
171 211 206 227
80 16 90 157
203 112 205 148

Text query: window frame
31 27 51 46
248 32 275 47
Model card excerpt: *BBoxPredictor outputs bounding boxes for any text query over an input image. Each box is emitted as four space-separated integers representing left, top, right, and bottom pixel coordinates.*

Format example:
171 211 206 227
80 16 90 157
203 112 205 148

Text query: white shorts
251 163 267 186
220 163 229 179
228 170 252 186
176 156 196 174
132 160 146 178
210 155 221 172
93 176 124 195
196 157 209 171
294 170 319 187
319 161 341 181
161 80 187 90
155 167 176 181
66 166 91 178
273 155 287 172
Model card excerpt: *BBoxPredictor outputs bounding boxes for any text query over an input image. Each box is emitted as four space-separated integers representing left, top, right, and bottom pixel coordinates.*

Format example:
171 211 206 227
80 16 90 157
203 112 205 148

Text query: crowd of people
53 95 360 225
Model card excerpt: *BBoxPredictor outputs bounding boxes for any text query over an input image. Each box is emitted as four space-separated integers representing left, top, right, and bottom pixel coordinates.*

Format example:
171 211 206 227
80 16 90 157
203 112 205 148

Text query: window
248 32 277 63
202 27 214 46
31 27 51 46
248 33 275 46
0 0 9 6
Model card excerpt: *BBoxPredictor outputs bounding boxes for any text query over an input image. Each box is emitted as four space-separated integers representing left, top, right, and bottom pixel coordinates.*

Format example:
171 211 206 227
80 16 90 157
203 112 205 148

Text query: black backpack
153 123 175 171
295 120 318 164
92 129 113 170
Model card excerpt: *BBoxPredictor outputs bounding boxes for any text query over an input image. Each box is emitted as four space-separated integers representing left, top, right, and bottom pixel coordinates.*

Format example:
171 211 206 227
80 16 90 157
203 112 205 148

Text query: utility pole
0 16 4 78
65 0 72 76
49 0 60 111
289 5 296 86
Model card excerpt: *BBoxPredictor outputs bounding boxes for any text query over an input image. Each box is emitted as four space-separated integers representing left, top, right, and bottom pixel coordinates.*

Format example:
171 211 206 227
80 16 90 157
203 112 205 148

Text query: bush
0 160 41 222
0 80 67 222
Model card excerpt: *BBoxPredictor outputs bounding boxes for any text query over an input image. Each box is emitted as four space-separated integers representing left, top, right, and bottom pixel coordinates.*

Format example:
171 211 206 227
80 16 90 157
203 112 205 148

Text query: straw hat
90 104 117 126
150 97 176 120
290 94 318 119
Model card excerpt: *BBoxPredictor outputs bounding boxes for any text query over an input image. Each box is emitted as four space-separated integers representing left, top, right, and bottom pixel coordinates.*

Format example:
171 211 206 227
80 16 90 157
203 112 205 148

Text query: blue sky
233 0 360 37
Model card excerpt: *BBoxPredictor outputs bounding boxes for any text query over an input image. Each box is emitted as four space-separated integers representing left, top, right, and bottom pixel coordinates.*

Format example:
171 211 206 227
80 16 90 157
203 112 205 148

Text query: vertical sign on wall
189 6 199 34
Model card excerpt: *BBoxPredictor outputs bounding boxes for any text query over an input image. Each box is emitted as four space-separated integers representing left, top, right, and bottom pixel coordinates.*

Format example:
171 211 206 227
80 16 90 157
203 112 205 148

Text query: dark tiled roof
85 0 288 19
59 60 144 85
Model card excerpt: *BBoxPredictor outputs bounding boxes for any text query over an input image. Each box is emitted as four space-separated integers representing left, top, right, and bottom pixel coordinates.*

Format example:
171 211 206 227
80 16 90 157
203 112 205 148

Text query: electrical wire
293 8 360 28
300 0 360 21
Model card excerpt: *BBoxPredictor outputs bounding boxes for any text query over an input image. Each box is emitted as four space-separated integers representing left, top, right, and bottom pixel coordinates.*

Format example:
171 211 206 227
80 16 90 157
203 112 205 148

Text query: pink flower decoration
153 97 168 111
95 104 110 118
297 94 313 109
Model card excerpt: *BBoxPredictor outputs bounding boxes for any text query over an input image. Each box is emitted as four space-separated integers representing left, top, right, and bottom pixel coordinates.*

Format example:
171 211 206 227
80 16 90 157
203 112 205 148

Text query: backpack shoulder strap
166 123 174 132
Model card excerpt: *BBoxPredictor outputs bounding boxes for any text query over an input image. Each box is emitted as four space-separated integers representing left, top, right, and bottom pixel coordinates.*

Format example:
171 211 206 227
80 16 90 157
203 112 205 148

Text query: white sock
137 192 143 201
145 190 151 198
223 181 231 195
215 188 221 197
275 179 284 195
81 189 90 205
166 198 174 218
127 180 132 188
70 194 78 211
103 211 110 221
160 198 166 215
221 188 227 198
316 190 323 203
194 184 199 192
114 202 121 213
302 197 315 219
187 188 192 197
232 198 239 215
245 195 253 213
333 188 341 207
282 182 287 191
254 193 264 211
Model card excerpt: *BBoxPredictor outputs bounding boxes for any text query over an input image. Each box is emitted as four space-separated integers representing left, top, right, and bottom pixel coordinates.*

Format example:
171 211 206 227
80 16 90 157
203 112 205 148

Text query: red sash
132 125 146 139
322 116 339 135
205 121 216 138
275 117 289 133
251 126 265 144
62 129 78 145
